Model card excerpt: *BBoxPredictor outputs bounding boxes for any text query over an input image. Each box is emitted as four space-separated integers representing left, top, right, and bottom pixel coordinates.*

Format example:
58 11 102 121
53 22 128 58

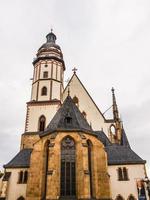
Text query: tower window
41 87 47 96
45 64 48 68
39 115 46 131
43 71 48 78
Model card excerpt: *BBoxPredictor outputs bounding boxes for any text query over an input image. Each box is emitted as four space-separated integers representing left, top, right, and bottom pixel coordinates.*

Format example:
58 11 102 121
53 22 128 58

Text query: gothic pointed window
41 87 47 96
87 140 93 197
39 115 46 131
42 140 50 199
61 136 76 197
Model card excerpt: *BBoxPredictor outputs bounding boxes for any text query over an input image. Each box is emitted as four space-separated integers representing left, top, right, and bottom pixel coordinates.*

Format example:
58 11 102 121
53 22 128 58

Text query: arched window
110 124 116 135
43 71 48 78
73 96 79 106
42 140 50 199
41 87 47 96
39 115 46 131
17 196 25 200
61 136 76 197
118 168 123 181
23 171 28 183
128 194 136 200
18 171 23 183
87 140 93 197
116 194 124 200
123 167 128 180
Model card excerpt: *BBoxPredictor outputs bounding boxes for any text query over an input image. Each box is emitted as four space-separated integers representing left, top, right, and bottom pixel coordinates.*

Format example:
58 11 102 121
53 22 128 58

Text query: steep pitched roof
105 145 146 165
40 96 93 136
63 73 106 121
120 129 131 147
4 149 32 169
94 131 111 146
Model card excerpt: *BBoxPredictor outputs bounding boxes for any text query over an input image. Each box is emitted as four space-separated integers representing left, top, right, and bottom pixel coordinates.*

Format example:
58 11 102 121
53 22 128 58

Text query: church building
0 31 149 200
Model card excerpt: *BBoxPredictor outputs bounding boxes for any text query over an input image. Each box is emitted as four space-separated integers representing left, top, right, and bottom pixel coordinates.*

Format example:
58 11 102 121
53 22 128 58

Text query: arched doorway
60 136 76 197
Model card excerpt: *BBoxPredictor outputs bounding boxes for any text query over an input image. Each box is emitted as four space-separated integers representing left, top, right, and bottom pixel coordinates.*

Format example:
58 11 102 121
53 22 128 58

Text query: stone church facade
0 31 148 200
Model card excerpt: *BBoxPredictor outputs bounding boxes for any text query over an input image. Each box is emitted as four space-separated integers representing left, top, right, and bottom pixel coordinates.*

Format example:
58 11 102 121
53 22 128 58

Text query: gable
63 74 112 134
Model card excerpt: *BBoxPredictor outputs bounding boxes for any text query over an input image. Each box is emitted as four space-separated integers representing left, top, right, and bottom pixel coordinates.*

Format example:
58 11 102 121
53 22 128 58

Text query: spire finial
72 67 77 74
111 87 119 122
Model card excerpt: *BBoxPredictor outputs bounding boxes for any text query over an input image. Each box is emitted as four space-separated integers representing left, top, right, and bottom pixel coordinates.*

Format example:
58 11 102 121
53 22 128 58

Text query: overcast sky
0 0 150 176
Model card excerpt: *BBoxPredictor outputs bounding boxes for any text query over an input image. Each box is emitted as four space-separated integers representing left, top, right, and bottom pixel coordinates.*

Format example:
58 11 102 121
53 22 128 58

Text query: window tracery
61 136 76 197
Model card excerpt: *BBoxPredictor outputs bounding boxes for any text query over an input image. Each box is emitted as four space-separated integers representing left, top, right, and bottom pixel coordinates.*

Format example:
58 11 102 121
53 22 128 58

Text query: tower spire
111 87 119 122
111 87 122 144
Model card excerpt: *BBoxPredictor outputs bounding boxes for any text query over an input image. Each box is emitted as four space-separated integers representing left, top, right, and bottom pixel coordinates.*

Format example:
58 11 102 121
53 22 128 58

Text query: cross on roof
72 67 77 74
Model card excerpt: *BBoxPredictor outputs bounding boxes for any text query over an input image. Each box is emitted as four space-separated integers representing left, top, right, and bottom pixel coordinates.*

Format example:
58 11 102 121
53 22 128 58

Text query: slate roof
94 130 145 165
120 129 131 147
94 131 111 146
105 144 146 165
4 149 32 169
40 96 93 136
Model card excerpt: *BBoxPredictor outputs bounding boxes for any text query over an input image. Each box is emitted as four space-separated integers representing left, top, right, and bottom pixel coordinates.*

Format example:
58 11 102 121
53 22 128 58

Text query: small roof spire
111 87 119 122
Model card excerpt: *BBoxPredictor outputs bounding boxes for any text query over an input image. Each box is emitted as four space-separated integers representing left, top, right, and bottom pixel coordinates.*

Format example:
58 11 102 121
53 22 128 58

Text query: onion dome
39 31 61 51
33 30 65 69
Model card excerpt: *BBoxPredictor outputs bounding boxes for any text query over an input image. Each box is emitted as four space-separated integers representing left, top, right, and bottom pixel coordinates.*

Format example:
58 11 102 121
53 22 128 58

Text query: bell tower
25 31 65 133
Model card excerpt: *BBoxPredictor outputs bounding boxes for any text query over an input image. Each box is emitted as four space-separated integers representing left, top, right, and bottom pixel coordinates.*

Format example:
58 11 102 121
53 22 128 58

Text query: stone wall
26 131 111 200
